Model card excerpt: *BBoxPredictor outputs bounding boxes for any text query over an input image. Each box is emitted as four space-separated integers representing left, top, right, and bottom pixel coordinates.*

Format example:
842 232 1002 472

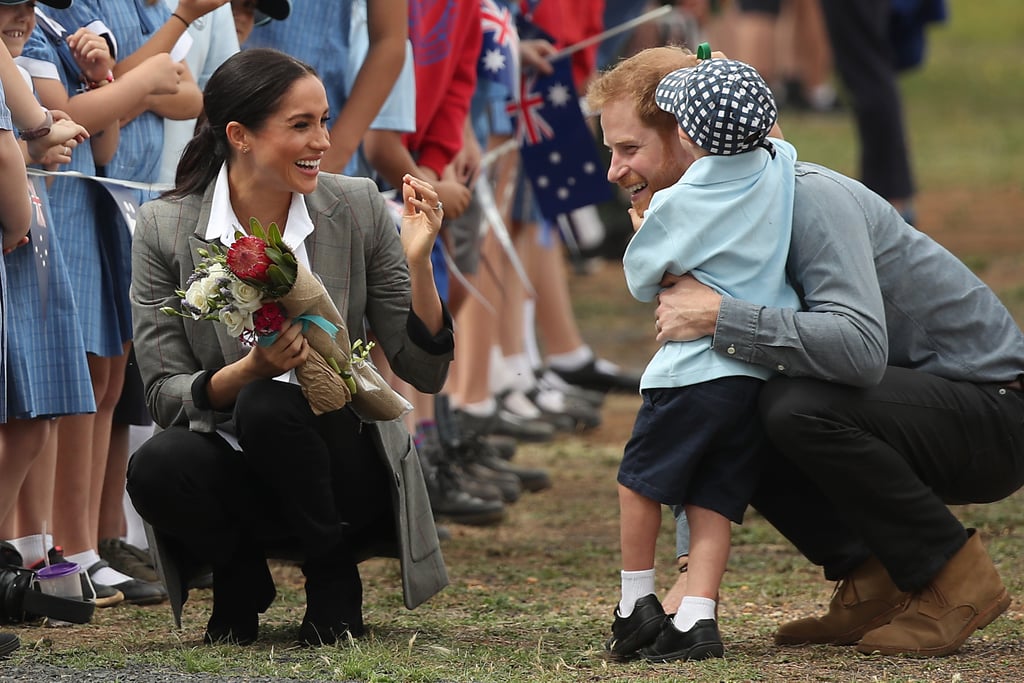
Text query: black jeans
127 380 394 569
752 366 1024 592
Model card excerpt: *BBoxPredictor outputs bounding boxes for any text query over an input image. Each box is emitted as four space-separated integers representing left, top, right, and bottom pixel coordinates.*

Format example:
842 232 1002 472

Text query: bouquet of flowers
161 218 412 421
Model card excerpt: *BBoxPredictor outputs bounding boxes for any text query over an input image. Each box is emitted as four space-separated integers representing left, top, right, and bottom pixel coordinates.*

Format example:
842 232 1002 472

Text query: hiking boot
775 555 911 646
421 458 505 527
856 530 1012 657
604 594 665 660
99 538 160 583
640 618 724 663
456 434 551 493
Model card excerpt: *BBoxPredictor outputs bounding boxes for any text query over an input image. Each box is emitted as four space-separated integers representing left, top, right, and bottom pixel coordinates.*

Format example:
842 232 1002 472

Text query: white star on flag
547 83 572 107
482 48 506 74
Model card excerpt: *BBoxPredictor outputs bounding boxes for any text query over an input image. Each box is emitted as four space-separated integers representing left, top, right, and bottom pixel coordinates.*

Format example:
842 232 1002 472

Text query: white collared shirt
205 164 316 386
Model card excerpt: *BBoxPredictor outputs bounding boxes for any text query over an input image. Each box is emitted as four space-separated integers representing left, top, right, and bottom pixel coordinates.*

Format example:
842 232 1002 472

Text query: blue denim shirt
714 162 1024 386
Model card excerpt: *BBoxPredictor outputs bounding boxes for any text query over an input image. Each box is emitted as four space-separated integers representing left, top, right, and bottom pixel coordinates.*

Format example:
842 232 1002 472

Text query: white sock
460 396 496 417
488 345 515 395
7 533 53 567
521 298 542 370
503 353 537 392
619 568 656 617
673 596 716 632
546 345 594 372
67 549 132 585
501 389 542 419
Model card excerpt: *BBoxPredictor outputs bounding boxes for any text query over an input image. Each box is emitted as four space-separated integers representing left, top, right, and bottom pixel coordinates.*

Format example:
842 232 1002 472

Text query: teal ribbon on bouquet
257 313 338 347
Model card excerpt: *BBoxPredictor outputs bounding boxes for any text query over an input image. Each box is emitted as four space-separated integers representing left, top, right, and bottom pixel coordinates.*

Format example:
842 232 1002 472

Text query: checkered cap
655 59 778 156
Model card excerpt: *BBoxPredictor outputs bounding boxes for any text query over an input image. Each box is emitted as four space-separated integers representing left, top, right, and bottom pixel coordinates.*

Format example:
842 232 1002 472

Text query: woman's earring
241 145 250 154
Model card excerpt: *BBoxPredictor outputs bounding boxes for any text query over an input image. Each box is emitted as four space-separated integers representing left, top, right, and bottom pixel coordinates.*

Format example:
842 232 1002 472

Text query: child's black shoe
640 617 724 663
604 594 665 660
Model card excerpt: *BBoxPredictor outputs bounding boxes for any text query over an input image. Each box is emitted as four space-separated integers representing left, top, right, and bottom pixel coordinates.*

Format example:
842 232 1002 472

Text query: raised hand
400 174 444 266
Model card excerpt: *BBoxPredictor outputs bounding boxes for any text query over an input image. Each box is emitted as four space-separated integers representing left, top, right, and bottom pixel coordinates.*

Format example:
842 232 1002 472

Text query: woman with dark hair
125 48 454 646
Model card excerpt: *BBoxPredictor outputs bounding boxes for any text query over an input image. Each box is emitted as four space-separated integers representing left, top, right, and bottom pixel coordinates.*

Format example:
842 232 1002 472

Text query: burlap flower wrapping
279 263 412 420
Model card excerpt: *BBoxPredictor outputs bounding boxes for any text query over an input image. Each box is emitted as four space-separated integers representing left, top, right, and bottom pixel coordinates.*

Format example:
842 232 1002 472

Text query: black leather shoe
604 594 665 660
87 560 166 605
639 618 724 663
550 359 641 394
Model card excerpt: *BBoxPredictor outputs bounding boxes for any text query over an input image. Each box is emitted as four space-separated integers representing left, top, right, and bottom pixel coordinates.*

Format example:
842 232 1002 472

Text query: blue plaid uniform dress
3 195 95 420
246 0 354 132
23 17 132 358
0 82 94 420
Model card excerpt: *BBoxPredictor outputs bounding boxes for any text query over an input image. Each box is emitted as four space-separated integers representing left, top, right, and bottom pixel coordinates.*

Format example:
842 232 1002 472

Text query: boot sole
856 589 1012 657
774 601 910 647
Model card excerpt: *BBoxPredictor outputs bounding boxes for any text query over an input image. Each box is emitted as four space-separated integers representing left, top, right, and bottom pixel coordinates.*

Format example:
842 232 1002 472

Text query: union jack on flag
479 0 520 99
506 58 612 220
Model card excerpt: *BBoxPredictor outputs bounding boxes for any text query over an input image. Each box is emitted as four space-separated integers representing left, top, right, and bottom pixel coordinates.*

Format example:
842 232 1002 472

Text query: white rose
230 279 264 313
183 279 209 316
201 269 226 300
219 307 254 338
207 262 229 279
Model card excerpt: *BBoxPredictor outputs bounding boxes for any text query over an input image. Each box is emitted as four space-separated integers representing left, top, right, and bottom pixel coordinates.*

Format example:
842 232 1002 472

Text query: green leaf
267 265 290 288
265 246 284 266
267 222 283 248
249 217 266 240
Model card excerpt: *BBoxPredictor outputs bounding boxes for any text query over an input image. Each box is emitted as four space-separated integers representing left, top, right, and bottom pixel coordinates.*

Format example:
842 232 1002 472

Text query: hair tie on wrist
171 12 190 28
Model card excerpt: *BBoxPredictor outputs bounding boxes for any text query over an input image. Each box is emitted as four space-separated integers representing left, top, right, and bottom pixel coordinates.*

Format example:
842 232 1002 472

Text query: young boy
606 57 801 663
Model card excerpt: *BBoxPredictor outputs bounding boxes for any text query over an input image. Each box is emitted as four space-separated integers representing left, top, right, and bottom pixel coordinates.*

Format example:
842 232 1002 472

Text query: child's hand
66 28 115 84
628 207 644 233
26 117 89 166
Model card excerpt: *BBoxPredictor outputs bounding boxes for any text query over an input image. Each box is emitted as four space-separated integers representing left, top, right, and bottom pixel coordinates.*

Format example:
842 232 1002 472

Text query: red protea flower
227 235 273 283
253 301 287 337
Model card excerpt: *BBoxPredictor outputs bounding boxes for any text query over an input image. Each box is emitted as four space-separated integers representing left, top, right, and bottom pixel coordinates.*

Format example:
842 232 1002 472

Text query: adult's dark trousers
819 0 914 202
126 380 395 570
751 366 1024 592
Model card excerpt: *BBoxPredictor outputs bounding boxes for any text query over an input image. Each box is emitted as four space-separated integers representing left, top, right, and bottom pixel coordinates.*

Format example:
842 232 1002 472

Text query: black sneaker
639 618 724 663
604 594 665 660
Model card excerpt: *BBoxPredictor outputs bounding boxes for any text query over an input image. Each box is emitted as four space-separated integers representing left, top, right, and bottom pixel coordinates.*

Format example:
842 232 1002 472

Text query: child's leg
617 483 661 614
673 504 729 631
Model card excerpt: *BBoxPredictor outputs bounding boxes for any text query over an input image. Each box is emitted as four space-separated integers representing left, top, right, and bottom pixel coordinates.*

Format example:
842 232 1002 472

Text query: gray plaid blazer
131 173 451 610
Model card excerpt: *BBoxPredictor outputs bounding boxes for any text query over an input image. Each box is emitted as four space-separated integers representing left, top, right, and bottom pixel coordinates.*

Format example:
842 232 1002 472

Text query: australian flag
506 57 612 220
479 0 519 97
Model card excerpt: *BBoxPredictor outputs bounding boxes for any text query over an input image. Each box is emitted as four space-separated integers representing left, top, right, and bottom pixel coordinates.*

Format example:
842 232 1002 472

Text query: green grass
5 1 1024 680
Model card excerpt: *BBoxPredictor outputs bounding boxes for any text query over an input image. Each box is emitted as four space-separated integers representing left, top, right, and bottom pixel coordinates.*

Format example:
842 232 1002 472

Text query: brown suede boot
775 555 911 646
856 530 1011 657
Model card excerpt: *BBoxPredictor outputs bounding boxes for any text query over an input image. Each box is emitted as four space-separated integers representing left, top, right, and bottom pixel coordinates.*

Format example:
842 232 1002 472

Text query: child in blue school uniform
606 58 802 663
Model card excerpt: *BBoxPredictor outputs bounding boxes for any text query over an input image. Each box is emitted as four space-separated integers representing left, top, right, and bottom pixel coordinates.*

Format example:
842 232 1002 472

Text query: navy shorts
617 376 766 523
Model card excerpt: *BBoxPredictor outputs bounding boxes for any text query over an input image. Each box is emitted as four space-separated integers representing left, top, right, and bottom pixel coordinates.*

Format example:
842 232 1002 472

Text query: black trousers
126 380 395 570
819 0 914 201
752 366 1024 592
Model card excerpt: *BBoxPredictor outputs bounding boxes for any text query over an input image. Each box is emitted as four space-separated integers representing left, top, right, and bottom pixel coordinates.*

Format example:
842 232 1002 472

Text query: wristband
87 70 115 90
171 12 190 28
18 109 53 142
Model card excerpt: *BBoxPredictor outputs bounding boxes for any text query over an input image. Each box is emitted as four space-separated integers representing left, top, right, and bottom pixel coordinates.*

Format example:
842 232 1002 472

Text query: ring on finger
434 201 443 211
